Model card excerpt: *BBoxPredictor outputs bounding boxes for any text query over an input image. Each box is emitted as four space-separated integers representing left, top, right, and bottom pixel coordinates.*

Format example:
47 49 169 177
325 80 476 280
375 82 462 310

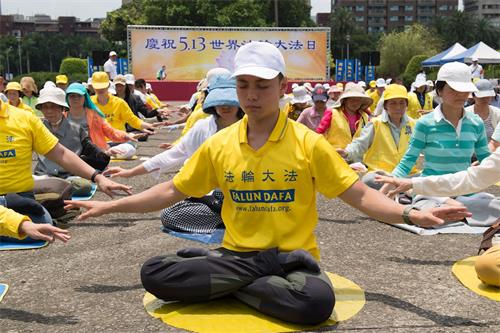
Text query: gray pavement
1 127 499 332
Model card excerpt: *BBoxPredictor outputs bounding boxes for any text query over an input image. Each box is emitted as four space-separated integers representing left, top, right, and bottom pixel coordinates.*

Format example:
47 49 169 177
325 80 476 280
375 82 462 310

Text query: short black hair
434 81 446 96
203 106 245 119
135 79 146 88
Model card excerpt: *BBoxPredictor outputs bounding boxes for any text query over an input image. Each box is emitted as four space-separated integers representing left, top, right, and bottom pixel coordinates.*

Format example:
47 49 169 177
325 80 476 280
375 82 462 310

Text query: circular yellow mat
452 256 500 302
143 272 365 333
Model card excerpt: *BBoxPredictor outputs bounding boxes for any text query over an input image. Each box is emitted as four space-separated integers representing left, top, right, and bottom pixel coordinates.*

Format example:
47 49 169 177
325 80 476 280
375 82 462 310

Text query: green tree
378 24 442 77
101 0 316 42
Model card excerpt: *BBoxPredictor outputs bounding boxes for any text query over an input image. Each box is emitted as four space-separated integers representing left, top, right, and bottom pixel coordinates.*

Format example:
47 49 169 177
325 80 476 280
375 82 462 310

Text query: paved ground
1 125 499 333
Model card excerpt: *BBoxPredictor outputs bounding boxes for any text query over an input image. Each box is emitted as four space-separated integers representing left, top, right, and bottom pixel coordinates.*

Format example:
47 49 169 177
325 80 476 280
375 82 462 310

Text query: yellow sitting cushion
143 272 365 333
452 256 500 301
110 155 138 162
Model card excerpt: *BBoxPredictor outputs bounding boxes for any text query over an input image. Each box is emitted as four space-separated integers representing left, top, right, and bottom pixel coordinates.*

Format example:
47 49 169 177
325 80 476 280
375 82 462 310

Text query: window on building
355 16 364 22
356 5 364 11
405 5 413 11
439 5 447 11
390 5 399 11
390 16 399 22
405 16 413 21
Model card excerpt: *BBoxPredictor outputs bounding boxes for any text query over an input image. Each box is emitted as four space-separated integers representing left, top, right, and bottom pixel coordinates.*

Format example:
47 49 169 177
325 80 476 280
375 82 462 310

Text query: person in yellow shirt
4 82 35 114
0 97 131 229
282 85 311 120
0 202 69 242
66 42 469 326
90 72 155 134
368 78 386 112
56 74 69 91
407 79 433 119
337 84 417 189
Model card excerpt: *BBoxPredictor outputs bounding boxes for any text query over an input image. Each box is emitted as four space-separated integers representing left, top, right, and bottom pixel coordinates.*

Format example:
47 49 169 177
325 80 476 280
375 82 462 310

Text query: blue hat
66 82 106 118
202 73 239 112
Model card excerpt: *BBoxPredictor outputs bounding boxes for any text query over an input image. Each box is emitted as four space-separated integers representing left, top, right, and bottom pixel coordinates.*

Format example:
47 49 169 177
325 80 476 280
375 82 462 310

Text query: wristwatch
402 205 419 225
90 170 102 183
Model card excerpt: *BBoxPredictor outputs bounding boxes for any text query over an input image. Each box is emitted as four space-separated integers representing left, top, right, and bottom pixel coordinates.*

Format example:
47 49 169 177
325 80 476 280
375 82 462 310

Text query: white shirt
103 58 117 80
413 148 500 196
469 63 483 79
143 115 218 178
133 90 147 104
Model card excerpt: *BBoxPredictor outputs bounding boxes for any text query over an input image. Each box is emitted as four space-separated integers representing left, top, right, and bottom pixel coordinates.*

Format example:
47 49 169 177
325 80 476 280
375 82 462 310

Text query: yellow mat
452 256 500 301
110 155 138 162
143 272 365 333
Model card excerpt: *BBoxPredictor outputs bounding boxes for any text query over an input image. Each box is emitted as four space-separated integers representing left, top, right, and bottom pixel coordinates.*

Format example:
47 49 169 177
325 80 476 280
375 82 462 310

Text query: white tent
421 43 467 67
445 42 500 64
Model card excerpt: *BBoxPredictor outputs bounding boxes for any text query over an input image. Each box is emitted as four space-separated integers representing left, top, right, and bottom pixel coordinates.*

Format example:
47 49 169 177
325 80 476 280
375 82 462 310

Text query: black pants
141 248 335 325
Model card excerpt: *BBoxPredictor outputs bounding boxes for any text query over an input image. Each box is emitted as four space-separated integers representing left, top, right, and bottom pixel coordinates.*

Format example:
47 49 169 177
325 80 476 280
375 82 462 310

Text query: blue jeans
0 192 52 243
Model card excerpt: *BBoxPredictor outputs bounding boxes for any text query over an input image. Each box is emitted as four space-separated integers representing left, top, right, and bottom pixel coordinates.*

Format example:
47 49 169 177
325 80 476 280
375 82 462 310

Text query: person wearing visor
282 86 311 120
65 82 143 159
407 77 434 119
105 72 244 234
337 84 417 188
5 82 35 114
317 82 372 149
66 42 470 326
465 79 500 143
296 85 329 130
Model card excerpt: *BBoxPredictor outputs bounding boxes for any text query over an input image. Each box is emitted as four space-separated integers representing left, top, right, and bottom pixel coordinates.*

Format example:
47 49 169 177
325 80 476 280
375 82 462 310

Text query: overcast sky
1 0 331 21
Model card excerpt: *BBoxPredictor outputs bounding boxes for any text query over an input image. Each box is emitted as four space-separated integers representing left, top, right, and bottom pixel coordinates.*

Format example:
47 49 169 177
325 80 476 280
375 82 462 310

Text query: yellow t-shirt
91 94 143 132
173 110 358 259
10 99 36 115
0 205 29 239
150 93 163 108
0 102 58 194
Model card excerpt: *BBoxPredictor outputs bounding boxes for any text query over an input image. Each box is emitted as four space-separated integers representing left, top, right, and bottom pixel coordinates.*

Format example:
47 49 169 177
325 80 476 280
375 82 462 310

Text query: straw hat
20 76 38 93
337 82 373 109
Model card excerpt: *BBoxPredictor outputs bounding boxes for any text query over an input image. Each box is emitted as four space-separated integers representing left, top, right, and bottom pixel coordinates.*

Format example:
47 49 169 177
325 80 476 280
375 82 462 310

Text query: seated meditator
296 85 330 131
381 62 492 213
376 121 500 287
66 42 470 326
465 79 500 144
65 82 144 159
316 82 372 149
337 84 418 189
282 86 312 120
0 87 130 234
407 78 434 119
5 82 36 114
34 87 110 178
104 71 244 234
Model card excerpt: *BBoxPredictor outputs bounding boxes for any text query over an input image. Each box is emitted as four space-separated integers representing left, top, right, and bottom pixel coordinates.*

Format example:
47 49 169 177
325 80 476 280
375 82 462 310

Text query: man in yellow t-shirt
0 98 131 228
90 72 155 134
67 43 470 325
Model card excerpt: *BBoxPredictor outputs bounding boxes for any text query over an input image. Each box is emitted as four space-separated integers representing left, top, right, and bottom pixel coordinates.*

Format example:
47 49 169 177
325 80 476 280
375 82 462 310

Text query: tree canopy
101 0 316 42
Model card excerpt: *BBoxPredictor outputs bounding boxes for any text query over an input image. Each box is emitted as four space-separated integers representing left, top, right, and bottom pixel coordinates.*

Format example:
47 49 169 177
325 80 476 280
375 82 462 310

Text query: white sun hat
232 41 285 79
474 79 496 98
375 78 386 88
437 62 478 93
35 87 69 110
291 86 312 104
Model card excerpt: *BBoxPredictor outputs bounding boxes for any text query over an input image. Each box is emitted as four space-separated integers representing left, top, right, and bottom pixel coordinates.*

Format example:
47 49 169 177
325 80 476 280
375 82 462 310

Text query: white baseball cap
414 77 427 89
291 83 299 89
376 78 386 88
323 83 331 90
437 62 478 93
125 74 135 85
109 51 117 57
146 83 152 90
357 81 366 88
471 56 479 62
232 41 285 79
36 87 69 110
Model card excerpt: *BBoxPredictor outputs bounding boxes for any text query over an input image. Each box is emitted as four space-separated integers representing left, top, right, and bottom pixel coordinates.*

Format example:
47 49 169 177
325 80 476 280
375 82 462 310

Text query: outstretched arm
64 180 187 220
339 181 471 228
